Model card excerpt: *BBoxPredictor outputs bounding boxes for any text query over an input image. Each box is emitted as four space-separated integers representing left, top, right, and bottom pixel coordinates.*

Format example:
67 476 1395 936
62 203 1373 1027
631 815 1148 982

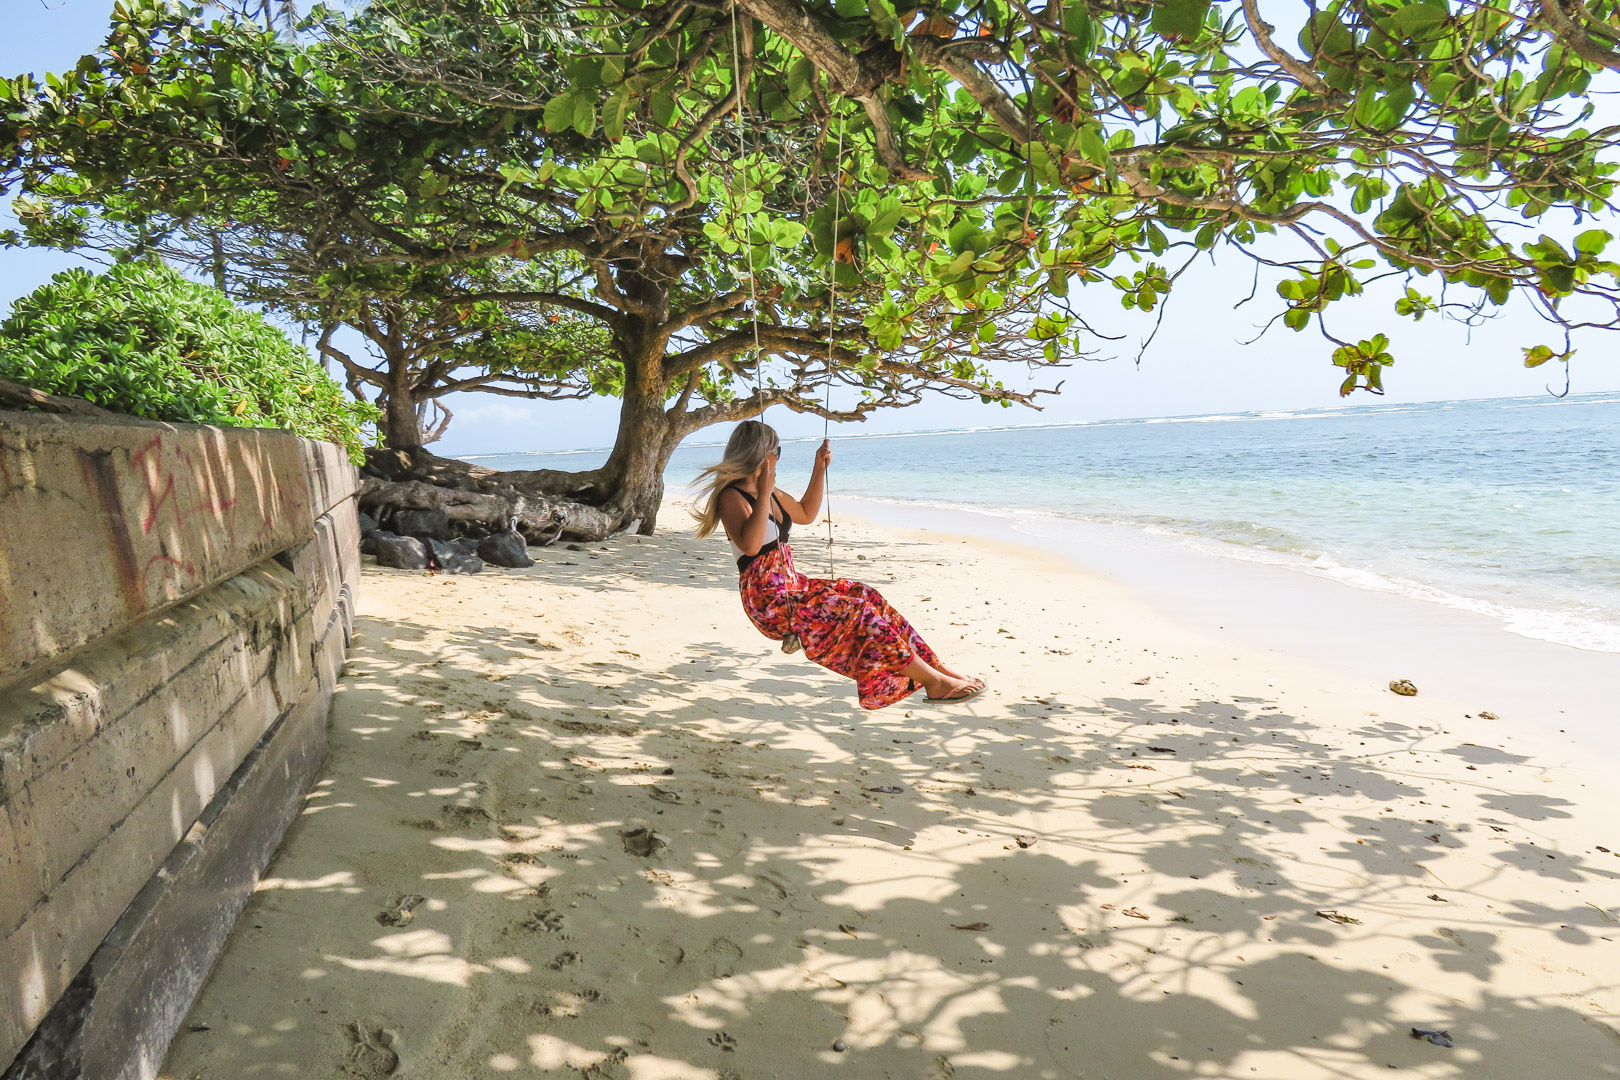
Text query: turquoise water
466 392 1620 653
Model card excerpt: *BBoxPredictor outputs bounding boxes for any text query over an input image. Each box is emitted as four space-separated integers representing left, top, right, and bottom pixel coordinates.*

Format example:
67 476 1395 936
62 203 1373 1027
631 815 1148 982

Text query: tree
6 0 1619 530
3 1 1086 531
573 0 1620 392
206 233 620 448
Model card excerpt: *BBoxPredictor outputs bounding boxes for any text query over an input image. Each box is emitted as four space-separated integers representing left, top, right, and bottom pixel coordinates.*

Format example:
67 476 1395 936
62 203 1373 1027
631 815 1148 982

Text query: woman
694 420 985 709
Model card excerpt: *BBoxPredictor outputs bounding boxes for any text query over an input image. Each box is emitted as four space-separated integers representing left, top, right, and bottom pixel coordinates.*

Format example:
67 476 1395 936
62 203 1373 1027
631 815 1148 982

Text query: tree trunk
458 327 689 536
597 385 671 534
383 381 423 449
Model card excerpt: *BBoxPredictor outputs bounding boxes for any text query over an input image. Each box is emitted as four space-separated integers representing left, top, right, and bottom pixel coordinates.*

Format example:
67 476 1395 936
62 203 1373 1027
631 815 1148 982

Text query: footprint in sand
703 936 745 978
647 786 682 804
621 827 665 857
375 894 424 927
436 805 495 831
753 873 791 901
651 939 685 966
520 908 564 932
707 1031 738 1052
930 1054 956 1079
342 1023 400 1078
546 950 580 970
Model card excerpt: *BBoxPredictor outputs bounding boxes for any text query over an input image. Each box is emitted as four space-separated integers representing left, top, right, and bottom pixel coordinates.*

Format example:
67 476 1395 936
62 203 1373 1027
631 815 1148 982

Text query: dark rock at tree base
477 531 535 568
374 533 429 570
357 511 380 538
395 508 452 541
452 538 481 557
428 538 484 574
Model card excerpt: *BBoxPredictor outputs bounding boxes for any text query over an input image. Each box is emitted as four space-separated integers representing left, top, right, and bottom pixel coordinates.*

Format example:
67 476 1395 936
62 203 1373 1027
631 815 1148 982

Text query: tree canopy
3 0 1618 525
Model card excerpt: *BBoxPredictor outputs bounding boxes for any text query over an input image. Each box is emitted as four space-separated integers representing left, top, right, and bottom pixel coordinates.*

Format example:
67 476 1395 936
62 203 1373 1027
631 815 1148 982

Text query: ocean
464 391 1620 655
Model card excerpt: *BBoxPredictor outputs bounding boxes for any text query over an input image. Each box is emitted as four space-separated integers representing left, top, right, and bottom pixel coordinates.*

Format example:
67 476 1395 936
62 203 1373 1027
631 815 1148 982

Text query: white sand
162 511 1620 1079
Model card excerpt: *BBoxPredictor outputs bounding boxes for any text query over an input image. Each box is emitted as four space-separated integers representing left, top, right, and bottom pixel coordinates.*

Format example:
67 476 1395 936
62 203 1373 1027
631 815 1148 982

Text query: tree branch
1240 0 1336 94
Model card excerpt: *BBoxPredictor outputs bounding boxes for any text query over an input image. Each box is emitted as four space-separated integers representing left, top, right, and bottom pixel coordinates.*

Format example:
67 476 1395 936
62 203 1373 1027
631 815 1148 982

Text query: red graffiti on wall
130 435 238 537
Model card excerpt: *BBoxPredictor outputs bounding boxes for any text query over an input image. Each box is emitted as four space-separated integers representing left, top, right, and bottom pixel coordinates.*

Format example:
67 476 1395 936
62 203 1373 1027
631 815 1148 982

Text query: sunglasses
773 447 783 459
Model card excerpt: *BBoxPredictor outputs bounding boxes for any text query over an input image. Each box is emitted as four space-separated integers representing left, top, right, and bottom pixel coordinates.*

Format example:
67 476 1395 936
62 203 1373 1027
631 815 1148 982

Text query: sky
4 0 1618 459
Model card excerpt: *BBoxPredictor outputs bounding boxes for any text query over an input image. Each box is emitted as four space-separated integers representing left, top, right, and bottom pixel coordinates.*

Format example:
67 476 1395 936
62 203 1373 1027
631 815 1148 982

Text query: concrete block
3 638 333 1080
0 414 348 691
0 595 324 1064
298 436 356 522
0 415 358 1074
0 564 317 894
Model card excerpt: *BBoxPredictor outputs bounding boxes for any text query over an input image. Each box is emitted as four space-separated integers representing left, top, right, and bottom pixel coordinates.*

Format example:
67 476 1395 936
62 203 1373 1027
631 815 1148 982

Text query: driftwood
360 447 634 541
358 476 625 543
0 378 114 417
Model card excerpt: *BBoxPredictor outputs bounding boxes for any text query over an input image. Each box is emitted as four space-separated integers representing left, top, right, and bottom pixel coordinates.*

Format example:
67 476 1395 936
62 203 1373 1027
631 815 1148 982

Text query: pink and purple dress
729 487 940 710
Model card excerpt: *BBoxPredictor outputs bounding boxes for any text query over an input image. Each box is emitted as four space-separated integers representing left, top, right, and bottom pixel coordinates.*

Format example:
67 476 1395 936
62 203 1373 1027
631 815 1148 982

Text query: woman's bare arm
774 440 831 524
718 459 779 555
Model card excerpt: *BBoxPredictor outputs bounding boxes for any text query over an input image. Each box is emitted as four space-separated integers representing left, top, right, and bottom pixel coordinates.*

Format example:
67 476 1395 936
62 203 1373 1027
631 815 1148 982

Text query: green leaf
566 57 603 89
1356 83 1414 131
543 92 576 133
1077 125 1110 168
1298 12 1355 58
572 93 597 137
1151 0 1209 42
787 58 816 102
869 202 904 236
1522 344 1557 368
649 91 676 127
1393 1 1449 41
1575 229 1611 256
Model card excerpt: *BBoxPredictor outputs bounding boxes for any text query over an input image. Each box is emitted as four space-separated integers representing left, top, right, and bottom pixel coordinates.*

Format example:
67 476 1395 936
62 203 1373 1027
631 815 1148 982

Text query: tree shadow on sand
162 583 1620 1080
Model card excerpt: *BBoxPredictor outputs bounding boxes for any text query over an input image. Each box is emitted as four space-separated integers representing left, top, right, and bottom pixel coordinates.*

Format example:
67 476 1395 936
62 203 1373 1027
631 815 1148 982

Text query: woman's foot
923 678 987 703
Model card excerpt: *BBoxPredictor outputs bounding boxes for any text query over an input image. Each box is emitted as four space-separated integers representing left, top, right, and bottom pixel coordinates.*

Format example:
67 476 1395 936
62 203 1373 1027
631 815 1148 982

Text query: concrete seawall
0 412 359 1078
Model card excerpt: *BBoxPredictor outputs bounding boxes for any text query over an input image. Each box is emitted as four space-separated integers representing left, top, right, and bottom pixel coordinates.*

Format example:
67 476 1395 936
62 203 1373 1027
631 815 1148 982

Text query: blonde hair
692 420 780 539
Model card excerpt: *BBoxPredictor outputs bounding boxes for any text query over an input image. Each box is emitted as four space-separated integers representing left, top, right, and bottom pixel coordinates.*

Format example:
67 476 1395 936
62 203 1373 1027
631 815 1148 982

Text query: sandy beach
160 509 1620 1080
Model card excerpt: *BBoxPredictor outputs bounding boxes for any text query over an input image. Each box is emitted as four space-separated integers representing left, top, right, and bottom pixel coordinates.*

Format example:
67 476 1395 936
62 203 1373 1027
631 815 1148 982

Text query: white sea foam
844 493 1620 655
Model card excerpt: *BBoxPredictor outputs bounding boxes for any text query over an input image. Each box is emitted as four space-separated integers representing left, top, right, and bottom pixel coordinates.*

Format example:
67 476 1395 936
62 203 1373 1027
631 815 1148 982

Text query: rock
1389 679 1419 697
478 531 535 568
357 511 380 538
427 538 483 574
374 533 429 570
452 538 482 556
395 508 452 541
565 543 585 551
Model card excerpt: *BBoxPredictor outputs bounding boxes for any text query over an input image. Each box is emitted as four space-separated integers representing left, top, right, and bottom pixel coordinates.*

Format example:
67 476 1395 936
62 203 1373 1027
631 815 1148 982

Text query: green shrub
0 262 376 460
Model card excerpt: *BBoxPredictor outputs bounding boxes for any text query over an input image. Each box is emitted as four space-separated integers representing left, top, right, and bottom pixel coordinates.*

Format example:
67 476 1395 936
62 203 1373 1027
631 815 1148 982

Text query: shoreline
837 495 1620 765
160 510 1620 1079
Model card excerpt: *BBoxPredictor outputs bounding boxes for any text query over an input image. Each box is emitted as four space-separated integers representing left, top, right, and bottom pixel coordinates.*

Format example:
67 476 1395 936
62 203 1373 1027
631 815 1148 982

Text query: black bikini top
729 485 790 572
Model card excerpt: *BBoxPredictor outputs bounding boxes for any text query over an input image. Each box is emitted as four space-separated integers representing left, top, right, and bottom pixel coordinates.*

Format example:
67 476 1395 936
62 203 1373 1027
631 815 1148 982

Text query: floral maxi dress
737 527 941 710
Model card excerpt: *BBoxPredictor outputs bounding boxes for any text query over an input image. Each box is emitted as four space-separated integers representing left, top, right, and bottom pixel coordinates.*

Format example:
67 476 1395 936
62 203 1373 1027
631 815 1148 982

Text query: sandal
925 679 988 704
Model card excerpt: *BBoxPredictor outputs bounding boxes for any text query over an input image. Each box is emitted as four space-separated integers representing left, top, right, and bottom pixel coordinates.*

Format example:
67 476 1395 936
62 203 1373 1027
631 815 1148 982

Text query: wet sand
161 510 1620 1079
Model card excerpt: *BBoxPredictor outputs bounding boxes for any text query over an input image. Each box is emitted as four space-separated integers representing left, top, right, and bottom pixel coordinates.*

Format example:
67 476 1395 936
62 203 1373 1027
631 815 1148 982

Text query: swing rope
730 1 837 577
821 115 844 577
727 3 764 402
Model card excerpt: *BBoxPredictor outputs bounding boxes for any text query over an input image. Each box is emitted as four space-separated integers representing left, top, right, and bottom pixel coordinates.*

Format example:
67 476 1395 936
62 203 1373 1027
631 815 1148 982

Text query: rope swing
729 0 838 577
820 115 843 577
